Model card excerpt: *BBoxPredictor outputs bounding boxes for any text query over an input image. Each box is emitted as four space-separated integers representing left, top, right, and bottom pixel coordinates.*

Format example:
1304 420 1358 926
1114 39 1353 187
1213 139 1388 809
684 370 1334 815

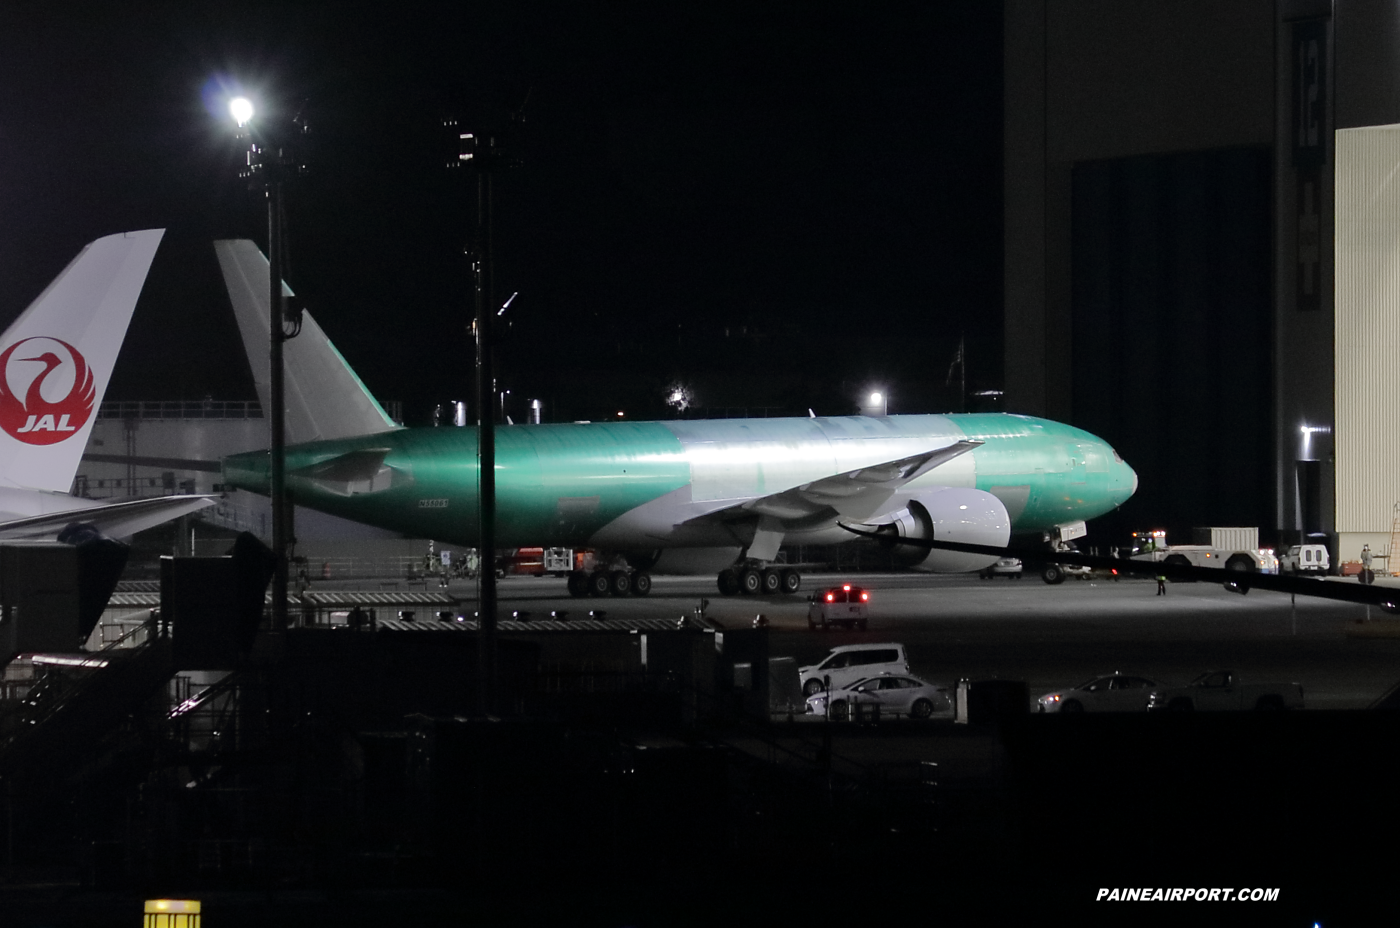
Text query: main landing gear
715 565 802 597
566 569 653 598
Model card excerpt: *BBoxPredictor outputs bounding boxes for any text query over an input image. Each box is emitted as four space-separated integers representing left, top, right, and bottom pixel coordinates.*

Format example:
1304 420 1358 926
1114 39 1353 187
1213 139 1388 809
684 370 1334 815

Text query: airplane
0 230 215 539
215 239 1138 597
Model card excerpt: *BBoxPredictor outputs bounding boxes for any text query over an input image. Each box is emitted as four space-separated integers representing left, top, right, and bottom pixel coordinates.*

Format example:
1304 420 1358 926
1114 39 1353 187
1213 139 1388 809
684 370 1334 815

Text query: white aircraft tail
0 230 165 493
214 239 398 444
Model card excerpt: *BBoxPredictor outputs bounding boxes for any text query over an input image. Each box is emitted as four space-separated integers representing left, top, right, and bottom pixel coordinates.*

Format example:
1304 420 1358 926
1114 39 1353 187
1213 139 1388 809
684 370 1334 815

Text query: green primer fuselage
222 413 1136 550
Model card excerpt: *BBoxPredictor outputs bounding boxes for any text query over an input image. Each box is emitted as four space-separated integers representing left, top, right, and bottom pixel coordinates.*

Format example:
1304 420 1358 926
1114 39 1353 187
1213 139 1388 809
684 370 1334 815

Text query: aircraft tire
609 570 632 596
1042 564 1065 585
631 572 652 596
587 571 612 596
739 568 763 595
717 569 740 596
760 569 782 595
566 571 589 598
780 569 802 594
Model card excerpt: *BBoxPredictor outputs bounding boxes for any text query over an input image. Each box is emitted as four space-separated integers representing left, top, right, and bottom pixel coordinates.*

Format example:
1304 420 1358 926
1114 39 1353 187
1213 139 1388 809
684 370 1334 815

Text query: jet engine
873 487 1010 572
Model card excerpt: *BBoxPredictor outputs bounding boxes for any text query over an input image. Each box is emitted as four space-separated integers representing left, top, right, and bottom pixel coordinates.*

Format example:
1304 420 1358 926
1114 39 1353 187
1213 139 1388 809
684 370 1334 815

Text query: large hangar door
1335 126 1400 558
1070 147 1274 540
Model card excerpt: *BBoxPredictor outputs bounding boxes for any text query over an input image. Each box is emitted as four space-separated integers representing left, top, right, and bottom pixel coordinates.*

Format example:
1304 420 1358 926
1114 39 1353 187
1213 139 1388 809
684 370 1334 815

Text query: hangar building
1005 0 1400 564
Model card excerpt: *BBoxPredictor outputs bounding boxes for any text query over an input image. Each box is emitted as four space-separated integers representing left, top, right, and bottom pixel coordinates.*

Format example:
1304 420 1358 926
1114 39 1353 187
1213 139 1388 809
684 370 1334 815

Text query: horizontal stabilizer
289 448 399 496
0 495 215 540
214 240 398 444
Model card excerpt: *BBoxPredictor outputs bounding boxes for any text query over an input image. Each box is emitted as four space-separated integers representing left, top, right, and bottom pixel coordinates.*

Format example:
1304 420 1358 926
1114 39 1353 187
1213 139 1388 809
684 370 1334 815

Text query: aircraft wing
0 495 216 541
839 524 1400 609
685 439 984 529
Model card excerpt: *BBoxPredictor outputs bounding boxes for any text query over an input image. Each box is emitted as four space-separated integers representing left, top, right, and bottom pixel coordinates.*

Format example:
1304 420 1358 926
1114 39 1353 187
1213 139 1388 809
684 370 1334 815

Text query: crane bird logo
0 337 97 445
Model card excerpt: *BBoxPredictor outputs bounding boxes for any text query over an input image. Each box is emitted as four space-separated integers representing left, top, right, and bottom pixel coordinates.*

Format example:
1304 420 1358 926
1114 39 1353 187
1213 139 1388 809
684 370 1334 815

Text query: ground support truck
1131 527 1278 577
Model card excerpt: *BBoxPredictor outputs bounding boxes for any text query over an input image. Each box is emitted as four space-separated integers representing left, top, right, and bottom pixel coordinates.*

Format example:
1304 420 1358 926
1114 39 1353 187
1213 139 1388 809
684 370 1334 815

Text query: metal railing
97 400 263 420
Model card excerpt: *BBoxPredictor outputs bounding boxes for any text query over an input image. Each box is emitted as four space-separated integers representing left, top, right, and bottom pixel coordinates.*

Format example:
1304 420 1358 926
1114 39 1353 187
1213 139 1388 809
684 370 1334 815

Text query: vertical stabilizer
0 230 165 492
214 239 398 444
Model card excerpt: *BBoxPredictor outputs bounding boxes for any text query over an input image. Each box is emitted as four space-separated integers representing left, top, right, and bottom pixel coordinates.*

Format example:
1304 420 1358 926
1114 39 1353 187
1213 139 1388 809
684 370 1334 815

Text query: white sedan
806 674 950 721
1037 673 1159 713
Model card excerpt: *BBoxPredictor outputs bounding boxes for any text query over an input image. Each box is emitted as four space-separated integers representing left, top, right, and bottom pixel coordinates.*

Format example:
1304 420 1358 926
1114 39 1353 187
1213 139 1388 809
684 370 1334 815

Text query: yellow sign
144 899 200 928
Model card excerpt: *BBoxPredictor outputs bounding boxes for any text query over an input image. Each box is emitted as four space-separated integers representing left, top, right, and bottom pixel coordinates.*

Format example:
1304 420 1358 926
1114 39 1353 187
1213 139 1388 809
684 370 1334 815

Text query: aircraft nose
1119 458 1138 504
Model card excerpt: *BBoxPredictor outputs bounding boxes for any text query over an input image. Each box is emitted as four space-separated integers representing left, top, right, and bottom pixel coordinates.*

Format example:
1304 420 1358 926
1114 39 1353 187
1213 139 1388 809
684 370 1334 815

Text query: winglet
214 240 398 444
0 230 164 493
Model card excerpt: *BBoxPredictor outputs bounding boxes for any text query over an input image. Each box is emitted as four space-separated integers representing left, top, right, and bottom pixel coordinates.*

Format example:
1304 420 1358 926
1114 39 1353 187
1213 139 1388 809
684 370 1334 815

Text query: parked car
807 583 871 630
979 558 1023 579
806 674 950 721
797 643 909 697
1145 670 1304 711
1037 672 1160 713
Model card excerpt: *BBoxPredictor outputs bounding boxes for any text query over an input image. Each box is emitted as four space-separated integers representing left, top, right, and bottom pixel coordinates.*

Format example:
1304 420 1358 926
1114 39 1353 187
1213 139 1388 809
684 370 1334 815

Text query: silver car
806 674 950 721
1037 672 1159 713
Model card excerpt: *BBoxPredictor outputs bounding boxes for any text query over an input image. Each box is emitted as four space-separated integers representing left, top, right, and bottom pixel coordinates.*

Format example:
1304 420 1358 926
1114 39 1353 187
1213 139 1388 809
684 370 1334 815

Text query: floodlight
229 97 254 127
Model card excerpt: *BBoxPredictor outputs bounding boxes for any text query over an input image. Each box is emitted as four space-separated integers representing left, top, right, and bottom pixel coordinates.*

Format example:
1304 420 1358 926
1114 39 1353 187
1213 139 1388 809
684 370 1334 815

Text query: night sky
0 3 1002 425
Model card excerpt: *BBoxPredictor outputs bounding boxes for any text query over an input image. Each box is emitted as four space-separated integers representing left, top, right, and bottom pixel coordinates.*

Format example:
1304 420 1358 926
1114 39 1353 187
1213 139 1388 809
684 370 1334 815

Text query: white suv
798 643 910 697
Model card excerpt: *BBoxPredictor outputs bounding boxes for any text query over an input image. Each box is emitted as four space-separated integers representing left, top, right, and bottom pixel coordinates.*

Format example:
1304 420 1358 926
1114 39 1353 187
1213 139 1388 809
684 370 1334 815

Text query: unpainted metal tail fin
214 239 398 444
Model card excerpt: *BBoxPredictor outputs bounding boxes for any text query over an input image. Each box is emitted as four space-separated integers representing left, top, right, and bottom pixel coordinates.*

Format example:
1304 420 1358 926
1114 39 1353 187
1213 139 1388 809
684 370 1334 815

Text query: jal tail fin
214 239 398 444
0 230 165 493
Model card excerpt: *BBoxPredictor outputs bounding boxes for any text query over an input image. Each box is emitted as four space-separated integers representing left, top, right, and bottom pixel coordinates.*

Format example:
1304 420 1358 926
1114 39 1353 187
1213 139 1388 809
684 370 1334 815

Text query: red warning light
860 591 869 601
825 593 834 602
842 584 851 591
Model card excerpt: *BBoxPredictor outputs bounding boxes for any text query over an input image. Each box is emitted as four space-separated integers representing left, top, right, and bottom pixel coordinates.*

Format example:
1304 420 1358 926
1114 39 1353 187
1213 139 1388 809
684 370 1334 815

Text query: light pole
231 95 305 634
449 122 506 714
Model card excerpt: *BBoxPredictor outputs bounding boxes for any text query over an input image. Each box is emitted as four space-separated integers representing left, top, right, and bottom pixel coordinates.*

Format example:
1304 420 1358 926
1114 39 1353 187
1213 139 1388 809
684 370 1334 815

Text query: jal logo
0 337 96 445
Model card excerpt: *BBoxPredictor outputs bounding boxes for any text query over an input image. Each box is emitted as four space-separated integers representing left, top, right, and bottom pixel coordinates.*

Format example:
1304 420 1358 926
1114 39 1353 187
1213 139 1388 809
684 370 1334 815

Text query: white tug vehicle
1130 527 1278 575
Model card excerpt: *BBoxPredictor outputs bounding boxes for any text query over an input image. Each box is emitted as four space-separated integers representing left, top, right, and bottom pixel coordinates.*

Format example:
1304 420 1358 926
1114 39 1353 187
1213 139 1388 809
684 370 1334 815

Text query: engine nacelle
876 487 1010 572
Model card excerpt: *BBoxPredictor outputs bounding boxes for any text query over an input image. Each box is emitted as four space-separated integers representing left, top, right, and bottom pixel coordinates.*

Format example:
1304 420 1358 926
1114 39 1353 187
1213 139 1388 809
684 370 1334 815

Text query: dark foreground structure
2 579 1398 927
